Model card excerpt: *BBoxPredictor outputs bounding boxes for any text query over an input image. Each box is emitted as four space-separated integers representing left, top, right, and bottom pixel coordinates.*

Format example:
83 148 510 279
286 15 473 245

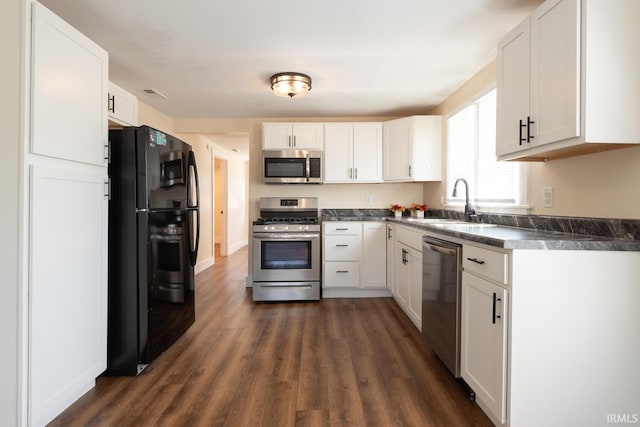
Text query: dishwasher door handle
423 243 458 256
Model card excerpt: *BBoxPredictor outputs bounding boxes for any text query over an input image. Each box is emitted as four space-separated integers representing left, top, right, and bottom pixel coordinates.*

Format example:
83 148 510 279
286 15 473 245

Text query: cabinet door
262 123 293 149
30 164 108 426
461 272 508 424
31 3 108 166
407 246 423 329
292 123 324 149
324 123 353 182
530 0 580 146
108 81 138 126
353 123 382 182
386 224 394 292
361 222 386 288
383 118 411 181
496 17 531 156
393 243 410 309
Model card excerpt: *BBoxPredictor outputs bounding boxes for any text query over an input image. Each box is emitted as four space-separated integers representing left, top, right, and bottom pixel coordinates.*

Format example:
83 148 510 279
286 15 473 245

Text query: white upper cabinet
324 122 382 183
262 123 324 150
497 0 640 161
496 18 531 157
31 3 108 166
108 81 138 127
353 123 383 182
530 0 580 147
383 116 442 182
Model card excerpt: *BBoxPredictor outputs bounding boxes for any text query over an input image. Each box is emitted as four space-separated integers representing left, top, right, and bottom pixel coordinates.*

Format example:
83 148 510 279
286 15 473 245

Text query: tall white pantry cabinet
25 2 109 426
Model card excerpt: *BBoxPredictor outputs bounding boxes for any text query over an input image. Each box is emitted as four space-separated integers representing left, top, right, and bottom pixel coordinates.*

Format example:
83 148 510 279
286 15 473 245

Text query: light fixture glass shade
270 72 312 98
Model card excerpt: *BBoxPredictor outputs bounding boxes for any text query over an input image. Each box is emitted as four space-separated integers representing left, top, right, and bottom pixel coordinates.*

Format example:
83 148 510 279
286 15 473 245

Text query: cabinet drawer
463 245 508 284
324 235 361 261
395 225 423 251
324 222 361 235
323 262 360 287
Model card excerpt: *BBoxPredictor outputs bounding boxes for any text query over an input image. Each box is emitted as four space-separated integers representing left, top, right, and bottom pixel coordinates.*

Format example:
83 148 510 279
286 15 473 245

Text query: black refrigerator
106 125 200 375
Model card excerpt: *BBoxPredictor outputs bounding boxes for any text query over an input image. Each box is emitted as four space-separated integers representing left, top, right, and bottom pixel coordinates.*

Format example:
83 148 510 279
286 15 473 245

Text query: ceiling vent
140 88 167 99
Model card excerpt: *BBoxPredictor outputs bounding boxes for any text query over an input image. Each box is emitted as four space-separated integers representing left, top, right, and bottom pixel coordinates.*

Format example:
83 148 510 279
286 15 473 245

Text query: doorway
214 156 228 260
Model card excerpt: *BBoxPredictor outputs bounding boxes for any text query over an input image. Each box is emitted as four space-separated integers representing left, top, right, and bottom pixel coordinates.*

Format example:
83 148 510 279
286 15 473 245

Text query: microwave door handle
306 155 310 182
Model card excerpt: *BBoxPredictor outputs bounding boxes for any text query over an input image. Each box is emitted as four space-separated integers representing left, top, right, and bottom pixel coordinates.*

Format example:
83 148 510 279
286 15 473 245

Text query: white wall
227 155 249 252
1 0 22 424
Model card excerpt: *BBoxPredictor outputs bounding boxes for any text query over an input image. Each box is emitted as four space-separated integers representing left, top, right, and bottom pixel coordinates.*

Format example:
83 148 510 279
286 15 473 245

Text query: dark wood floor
49 245 492 427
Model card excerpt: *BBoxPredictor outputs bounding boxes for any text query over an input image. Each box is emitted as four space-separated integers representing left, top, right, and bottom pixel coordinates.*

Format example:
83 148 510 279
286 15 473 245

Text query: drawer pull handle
492 292 502 324
336 270 349 273
336 244 349 247
335 228 349 231
467 257 485 265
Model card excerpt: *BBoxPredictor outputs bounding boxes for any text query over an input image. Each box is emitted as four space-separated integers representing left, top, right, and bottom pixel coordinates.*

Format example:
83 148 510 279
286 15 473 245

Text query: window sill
445 202 531 216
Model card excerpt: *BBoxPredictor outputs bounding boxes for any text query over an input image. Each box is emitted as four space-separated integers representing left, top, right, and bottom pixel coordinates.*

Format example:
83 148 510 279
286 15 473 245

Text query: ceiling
39 0 542 120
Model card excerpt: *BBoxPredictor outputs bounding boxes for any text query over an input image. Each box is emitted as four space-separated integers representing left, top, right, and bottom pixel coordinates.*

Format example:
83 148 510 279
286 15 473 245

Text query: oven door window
261 240 311 269
264 158 307 178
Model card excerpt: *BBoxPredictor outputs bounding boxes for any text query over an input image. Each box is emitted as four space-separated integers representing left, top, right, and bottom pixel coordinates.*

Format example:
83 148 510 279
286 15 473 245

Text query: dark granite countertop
321 209 640 251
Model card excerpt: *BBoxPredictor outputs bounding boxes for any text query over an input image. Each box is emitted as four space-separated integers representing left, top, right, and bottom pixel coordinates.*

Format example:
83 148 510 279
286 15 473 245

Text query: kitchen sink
431 223 498 231
403 218 463 224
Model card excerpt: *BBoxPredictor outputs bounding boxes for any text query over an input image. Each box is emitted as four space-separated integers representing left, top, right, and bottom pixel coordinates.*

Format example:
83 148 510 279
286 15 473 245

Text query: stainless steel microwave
262 150 323 184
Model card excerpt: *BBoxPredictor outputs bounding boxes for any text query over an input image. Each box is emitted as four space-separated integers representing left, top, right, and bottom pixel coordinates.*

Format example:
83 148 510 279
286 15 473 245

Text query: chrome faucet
452 178 476 222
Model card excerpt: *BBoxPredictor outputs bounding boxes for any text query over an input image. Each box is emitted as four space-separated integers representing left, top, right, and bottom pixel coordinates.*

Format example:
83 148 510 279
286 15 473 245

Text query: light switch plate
543 187 553 208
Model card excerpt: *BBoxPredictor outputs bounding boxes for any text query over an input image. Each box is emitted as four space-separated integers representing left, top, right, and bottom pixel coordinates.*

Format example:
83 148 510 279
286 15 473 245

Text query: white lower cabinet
385 224 395 293
361 222 387 288
322 222 388 297
461 271 508 424
391 225 423 329
461 243 509 425
30 164 108 426
461 243 640 427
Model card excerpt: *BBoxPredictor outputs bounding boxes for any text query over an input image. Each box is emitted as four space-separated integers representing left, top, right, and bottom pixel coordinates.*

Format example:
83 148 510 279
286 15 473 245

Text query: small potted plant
389 203 405 218
410 203 428 218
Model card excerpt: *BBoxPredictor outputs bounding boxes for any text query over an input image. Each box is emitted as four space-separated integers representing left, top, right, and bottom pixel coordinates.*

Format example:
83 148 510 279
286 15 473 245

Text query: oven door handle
253 233 320 240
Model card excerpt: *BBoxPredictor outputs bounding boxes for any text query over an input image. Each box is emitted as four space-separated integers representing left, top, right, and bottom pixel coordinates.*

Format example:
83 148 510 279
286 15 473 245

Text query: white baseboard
195 257 214 274
322 288 392 298
227 240 248 255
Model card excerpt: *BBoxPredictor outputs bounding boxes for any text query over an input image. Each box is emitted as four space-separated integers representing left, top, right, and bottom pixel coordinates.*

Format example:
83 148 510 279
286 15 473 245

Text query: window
446 88 527 210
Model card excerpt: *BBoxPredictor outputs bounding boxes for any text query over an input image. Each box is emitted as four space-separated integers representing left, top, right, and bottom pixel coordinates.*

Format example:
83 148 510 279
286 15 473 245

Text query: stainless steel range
252 197 320 302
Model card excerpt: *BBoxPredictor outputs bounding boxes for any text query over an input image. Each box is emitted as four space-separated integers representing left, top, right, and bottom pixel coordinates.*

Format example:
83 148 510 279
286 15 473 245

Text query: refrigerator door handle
187 150 200 266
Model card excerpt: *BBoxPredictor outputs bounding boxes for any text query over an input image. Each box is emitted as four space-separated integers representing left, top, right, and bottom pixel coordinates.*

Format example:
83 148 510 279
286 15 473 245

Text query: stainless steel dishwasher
422 236 462 377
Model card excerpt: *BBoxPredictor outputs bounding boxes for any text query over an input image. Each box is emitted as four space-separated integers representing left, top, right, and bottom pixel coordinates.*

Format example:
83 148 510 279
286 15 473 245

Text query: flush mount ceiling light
270 72 312 98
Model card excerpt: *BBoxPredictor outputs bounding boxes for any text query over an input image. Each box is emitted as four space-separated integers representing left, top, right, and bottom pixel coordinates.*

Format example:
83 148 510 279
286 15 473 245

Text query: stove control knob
305 225 309 230
284 225 289 231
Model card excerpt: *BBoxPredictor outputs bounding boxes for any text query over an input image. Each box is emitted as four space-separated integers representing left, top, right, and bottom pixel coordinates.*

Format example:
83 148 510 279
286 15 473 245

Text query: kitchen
3 0 640 426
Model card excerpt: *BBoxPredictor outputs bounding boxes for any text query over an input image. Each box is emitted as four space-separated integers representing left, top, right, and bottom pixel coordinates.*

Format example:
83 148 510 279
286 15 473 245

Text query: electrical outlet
543 187 553 208
366 195 373 206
